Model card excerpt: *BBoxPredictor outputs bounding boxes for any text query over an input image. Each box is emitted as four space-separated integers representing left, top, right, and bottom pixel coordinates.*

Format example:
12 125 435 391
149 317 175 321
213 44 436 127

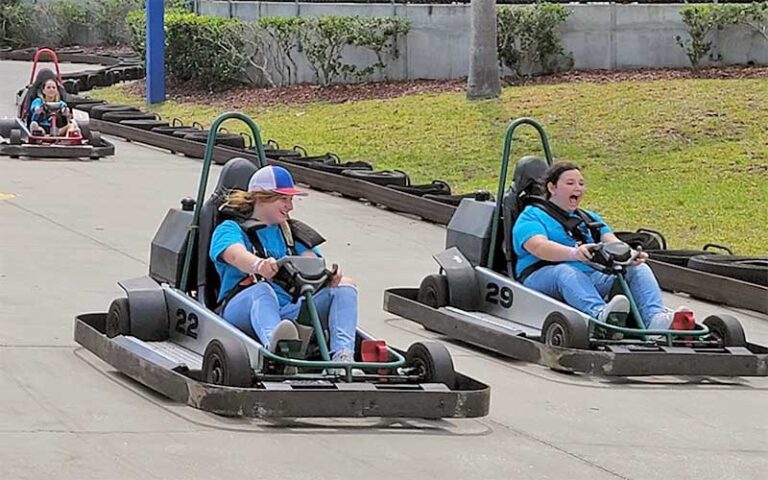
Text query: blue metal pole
146 0 165 104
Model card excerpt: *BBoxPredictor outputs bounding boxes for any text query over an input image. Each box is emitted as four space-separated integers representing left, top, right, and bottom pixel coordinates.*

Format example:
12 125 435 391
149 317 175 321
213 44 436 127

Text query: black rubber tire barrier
341 169 410 187
688 255 768 286
73 101 107 114
90 104 140 120
183 131 246 149
151 125 189 136
648 250 717 267
389 180 452 197
423 191 493 206
172 127 205 139
120 119 169 131
311 161 373 175
101 111 157 123
65 95 105 109
62 79 79 94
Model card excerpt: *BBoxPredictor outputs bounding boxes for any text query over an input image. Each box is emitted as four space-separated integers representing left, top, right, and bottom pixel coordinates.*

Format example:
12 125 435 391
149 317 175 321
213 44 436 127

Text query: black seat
18 69 66 124
501 156 548 278
196 157 260 309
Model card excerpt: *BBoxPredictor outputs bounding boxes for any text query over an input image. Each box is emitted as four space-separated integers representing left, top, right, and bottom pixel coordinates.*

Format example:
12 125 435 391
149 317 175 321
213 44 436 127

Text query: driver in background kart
512 161 693 330
210 165 359 363
29 79 78 137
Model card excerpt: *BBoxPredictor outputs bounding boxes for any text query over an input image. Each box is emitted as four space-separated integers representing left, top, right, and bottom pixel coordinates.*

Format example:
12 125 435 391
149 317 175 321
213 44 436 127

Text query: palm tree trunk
467 0 501 100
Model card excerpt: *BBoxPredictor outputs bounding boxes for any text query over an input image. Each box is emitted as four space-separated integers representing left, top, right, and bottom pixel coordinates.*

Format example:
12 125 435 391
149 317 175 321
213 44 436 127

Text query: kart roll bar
179 112 269 291
487 118 554 270
30 48 62 83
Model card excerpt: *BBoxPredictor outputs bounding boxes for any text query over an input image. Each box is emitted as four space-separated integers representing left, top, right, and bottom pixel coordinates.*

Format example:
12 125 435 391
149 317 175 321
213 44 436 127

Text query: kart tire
105 297 131 338
89 131 102 150
417 274 449 308
202 338 252 388
90 104 140 120
703 314 747 347
10 129 22 145
341 169 410 187
406 341 456 389
542 311 590 350
102 111 157 123
78 120 92 140
687 255 768 286
120 119 169 131
0 118 16 138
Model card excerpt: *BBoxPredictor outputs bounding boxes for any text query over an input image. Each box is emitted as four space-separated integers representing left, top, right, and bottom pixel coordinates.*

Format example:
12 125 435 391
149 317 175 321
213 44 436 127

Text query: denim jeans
523 263 668 328
222 282 358 354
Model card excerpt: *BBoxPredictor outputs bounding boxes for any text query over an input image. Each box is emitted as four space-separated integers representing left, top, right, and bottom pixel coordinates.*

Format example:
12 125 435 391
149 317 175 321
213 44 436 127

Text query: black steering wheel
584 241 639 274
272 256 338 301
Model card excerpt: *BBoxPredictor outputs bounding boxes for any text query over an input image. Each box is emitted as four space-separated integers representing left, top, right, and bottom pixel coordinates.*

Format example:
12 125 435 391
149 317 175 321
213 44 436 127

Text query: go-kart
1 48 113 159
384 118 768 377
73 112 489 418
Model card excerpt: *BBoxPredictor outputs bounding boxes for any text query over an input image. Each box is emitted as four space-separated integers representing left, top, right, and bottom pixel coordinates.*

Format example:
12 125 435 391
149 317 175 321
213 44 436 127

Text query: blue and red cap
247 165 306 196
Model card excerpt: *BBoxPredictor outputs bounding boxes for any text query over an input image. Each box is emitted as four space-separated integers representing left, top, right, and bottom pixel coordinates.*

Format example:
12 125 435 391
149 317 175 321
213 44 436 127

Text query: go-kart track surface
1 60 767 480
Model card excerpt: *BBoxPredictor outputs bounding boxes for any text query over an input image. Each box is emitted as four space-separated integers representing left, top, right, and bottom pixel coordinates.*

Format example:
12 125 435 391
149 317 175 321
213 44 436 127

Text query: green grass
95 80 768 254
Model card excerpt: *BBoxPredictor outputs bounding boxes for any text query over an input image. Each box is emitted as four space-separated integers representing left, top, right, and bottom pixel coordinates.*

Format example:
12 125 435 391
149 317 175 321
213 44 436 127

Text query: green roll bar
179 112 268 292
487 118 554 270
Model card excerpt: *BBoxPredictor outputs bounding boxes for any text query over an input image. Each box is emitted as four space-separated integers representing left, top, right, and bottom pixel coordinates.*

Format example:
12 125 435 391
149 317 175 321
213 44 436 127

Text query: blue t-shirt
29 98 67 128
209 220 317 305
512 205 612 278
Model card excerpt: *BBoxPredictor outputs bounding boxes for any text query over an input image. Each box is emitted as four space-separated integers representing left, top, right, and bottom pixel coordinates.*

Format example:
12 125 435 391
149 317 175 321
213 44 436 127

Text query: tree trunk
467 0 501 100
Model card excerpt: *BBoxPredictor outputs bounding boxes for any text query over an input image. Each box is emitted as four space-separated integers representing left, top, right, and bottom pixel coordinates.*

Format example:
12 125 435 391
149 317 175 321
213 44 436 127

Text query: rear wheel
202 338 253 387
417 274 449 309
105 298 130 338
406 341 456 389
541 311 590 350
10 129 22 145
703 314 747 347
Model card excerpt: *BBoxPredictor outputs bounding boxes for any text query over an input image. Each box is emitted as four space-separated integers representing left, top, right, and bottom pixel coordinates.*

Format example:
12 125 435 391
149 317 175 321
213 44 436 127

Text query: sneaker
269 320 299 353
597 295 630 324
325 349 363 376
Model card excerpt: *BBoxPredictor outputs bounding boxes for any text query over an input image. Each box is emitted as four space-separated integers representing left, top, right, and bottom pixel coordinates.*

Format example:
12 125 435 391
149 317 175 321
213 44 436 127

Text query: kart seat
501 156 549 278
18 69 66 124
196 158 260 309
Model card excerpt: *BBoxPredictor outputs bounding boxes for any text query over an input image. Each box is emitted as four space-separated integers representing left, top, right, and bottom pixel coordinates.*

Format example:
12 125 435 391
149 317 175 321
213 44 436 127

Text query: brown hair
40 79 61 103
541 162 581 199
221 189 285 217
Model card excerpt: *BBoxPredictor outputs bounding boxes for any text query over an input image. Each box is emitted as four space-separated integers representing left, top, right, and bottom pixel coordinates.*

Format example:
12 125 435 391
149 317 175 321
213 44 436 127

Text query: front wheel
202 338 253 388
541 311 590 350
703 314 747 347
406 341 456 389
105 297 130 338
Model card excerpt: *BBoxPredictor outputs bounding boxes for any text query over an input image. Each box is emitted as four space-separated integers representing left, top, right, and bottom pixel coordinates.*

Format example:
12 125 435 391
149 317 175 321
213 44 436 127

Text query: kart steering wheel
273 256 338 300
584 241 640 274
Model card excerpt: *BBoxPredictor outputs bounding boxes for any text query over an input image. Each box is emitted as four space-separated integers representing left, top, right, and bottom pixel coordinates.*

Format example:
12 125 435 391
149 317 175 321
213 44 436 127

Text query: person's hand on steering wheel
252 257 279 279
329 266 343 288
631 249 649 266
572 243 598 263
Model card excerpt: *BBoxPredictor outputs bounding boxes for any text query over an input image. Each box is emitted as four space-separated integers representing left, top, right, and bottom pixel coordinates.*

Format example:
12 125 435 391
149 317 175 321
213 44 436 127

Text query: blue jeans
222 282 358 354
523 263 667 328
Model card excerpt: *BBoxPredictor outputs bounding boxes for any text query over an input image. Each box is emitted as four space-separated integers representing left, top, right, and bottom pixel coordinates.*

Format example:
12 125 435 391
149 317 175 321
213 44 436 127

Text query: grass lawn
94 79 768 254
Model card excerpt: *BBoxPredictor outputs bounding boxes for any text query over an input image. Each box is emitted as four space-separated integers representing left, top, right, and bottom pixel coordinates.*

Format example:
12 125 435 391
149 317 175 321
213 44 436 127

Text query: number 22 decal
175 308 199 339
485 282 513 308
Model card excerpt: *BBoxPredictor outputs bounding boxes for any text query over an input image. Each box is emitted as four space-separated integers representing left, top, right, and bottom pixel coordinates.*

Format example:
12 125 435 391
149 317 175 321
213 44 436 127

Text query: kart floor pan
74 313 490 418
383 288 768 377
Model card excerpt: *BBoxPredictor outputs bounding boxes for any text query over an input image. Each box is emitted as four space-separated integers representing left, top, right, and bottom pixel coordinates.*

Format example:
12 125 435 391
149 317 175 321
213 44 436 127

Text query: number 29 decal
175 308 199 339
485 282 514 308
